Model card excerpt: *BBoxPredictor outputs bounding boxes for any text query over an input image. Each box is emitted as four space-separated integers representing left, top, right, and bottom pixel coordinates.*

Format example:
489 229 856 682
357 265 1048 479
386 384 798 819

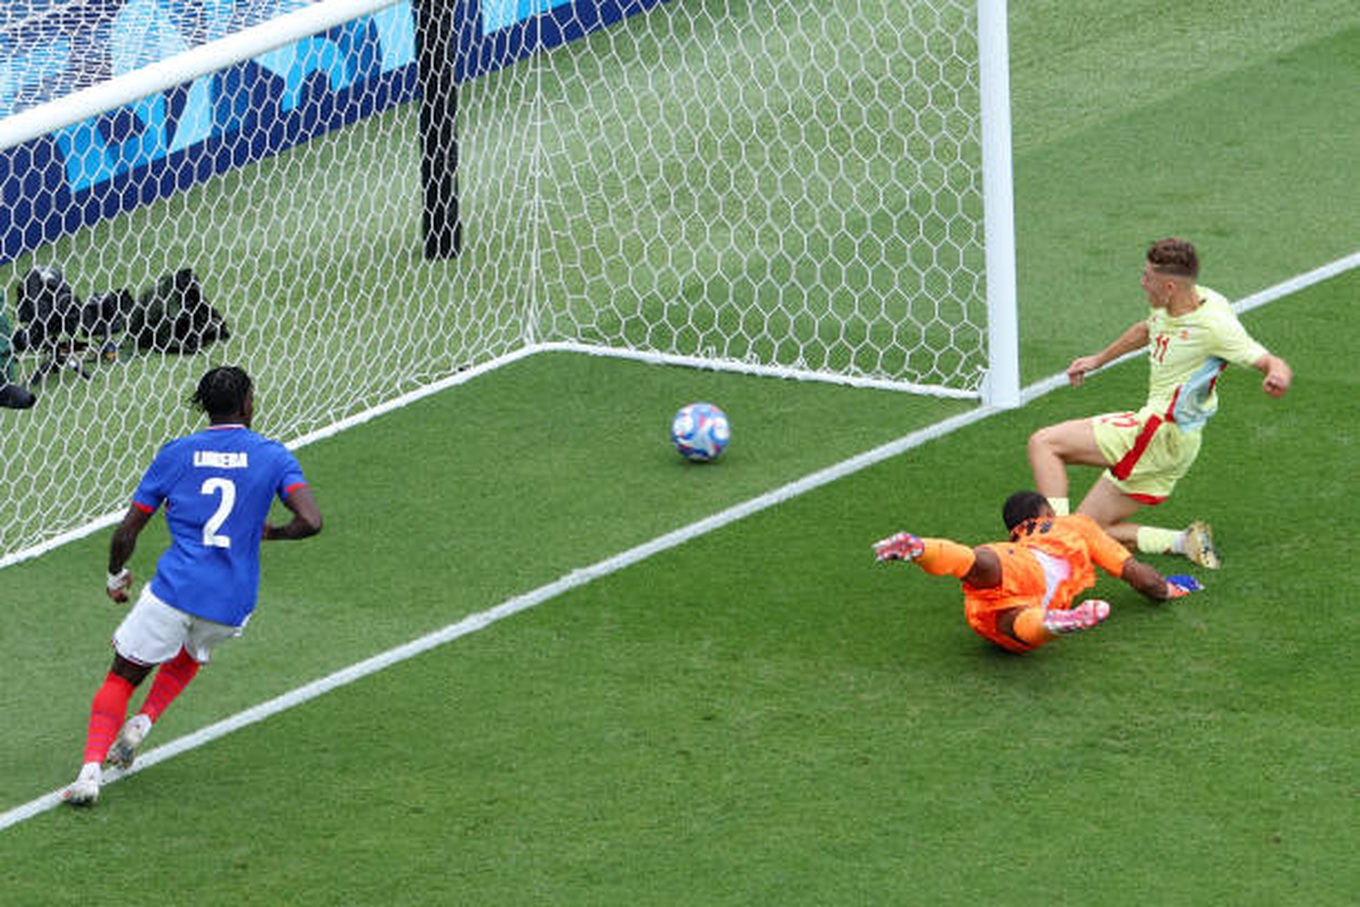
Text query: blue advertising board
0 0 668 265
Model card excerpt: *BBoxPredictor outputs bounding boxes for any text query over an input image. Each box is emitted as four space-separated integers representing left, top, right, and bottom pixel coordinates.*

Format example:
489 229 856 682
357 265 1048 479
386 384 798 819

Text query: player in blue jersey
65 366 322 805
1027 238 1291 569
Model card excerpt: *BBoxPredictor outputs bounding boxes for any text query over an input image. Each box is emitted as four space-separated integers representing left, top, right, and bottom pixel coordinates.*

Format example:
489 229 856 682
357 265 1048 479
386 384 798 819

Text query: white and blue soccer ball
670 402 730 462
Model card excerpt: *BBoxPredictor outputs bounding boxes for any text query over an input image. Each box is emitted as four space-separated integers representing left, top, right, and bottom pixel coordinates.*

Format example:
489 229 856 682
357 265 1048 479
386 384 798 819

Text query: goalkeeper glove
1165 574 1204 598
873 532 924 563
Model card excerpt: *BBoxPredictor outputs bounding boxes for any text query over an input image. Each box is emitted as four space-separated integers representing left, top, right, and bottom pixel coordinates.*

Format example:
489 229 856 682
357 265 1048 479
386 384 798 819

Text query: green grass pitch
3 2 1360 904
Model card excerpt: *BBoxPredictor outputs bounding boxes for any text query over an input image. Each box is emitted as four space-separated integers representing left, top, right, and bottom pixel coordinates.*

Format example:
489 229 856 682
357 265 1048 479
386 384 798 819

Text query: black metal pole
415 0 461 259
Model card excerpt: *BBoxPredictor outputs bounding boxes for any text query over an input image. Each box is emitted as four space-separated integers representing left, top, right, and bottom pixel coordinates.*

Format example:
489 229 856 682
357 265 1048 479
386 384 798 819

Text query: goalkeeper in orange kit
873 490 1203 653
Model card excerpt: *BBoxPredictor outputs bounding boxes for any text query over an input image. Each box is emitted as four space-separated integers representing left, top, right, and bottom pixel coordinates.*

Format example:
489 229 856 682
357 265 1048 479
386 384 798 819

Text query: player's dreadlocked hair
191 365 253 420
1002 490 1051 533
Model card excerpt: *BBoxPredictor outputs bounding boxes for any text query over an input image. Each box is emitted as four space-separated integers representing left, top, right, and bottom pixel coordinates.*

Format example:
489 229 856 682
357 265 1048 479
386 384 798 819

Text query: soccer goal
0 0 1016 565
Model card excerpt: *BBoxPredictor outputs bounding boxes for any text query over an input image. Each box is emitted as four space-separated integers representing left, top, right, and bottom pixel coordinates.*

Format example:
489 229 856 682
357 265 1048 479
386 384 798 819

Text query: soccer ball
670 402 730 462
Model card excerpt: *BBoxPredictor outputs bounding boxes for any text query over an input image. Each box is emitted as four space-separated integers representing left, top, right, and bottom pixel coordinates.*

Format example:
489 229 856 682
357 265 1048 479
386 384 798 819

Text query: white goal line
2 249 1356 831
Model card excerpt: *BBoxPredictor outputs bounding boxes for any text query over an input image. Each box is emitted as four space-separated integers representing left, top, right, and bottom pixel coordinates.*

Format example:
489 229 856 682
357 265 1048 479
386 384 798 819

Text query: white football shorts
113 585 247 665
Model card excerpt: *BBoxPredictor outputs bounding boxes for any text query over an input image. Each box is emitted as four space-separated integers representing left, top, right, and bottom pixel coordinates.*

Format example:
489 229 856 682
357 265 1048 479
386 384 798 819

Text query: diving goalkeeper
873 490 1201 653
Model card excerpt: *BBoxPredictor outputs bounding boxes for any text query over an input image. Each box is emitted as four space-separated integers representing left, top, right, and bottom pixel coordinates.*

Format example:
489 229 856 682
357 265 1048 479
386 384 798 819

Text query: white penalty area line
3 249 1356 832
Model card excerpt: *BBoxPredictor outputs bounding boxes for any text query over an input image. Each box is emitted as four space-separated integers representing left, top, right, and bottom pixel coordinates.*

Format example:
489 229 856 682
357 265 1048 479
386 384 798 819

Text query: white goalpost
0 0 1017 565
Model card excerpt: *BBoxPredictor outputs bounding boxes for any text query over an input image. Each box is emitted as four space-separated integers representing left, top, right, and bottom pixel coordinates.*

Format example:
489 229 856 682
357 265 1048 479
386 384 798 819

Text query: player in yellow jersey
873 491 1202 654
1027 238 1292 569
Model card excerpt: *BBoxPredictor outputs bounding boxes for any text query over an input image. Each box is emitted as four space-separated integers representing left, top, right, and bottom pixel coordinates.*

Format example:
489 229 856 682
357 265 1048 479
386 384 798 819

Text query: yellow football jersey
1142 286 1267 431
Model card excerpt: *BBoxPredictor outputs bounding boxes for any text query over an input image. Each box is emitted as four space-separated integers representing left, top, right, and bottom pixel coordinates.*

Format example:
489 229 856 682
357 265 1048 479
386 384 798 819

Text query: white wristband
107 568 131 592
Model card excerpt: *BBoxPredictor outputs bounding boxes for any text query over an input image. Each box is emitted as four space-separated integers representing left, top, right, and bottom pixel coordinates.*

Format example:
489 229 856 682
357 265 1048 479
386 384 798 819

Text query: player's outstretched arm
873 532 924 563
1067 321 1150 387
1120 558 1203 601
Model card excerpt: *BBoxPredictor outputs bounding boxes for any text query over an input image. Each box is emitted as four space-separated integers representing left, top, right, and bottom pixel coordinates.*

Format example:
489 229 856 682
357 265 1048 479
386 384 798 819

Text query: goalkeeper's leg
983 601 1110 652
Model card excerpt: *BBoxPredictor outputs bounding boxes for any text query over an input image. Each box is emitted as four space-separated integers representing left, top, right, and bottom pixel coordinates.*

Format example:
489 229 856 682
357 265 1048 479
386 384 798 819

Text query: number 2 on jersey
201 477 237 548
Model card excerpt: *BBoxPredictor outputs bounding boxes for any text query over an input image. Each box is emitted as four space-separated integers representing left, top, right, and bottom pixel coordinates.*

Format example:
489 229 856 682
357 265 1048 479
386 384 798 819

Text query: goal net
0 0 1014 564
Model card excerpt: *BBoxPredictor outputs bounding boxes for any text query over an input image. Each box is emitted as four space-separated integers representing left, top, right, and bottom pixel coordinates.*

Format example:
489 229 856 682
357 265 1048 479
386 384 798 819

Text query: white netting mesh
532 1 985 387
0 0 991 562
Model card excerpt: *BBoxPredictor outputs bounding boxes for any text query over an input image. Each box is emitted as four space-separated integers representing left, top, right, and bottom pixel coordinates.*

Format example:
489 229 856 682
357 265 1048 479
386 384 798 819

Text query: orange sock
915 538 977 578
1011 608 1052 647
140 648 201 723
84 672 136 764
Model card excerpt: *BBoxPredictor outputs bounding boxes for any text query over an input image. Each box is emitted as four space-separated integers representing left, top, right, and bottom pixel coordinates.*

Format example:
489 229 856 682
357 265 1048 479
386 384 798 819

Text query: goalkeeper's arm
1121 558 1203 601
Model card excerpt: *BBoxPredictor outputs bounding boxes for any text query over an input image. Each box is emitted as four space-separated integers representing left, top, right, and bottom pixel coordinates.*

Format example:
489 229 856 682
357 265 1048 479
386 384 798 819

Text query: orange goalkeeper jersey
963 513 1132 615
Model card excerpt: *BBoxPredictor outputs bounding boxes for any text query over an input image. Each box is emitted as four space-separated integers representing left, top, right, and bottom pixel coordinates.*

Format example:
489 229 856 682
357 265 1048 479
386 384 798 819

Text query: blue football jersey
132 424 307 626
